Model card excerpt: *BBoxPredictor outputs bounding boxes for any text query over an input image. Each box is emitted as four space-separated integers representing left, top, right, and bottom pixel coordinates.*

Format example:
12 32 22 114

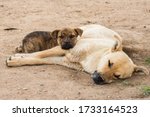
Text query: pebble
23 88 28 90
105 1 110 4
131 26 135 29
41 69 46 72
43 90 48 92
107 95 111 98
40 84 44 86
78 92 81 95
0 5 4 7
17 88 21 90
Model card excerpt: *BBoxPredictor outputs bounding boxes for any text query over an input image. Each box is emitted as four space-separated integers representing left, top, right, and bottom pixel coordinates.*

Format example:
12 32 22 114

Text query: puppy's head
51 28 83 50
91 51 149 84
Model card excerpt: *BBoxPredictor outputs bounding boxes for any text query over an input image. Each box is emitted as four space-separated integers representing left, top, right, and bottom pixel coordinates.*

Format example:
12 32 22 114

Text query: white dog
6 24 149 84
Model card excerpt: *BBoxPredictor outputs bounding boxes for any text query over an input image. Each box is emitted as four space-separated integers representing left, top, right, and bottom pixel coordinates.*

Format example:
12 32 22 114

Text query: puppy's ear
51 30 60 39
74 28 83 37
134 65 149 75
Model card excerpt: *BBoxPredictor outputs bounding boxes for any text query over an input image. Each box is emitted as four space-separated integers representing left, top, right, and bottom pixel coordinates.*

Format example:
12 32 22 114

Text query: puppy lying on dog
6 24 149 84
15 28 83 53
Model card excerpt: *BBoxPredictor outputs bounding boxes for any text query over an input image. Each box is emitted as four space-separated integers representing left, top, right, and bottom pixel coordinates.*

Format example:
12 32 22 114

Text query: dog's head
51 28 83 50
91 51 149 84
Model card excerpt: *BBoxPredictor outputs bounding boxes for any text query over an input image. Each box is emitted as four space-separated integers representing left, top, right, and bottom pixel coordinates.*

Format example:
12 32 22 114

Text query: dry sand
0 0 150 99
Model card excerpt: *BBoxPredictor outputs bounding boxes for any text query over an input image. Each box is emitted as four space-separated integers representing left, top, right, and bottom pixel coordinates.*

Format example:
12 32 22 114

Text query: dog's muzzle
61 42 73 50
91 71 105 85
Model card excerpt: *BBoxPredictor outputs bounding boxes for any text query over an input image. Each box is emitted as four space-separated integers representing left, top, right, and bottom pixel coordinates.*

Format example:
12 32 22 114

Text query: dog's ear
51 30 60 39
111 35 123 52
74 28 83 37
134 65 149 75
111 40 122 52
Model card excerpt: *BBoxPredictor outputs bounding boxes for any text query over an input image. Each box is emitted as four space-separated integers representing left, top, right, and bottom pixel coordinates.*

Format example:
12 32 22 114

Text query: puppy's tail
15 45 24 53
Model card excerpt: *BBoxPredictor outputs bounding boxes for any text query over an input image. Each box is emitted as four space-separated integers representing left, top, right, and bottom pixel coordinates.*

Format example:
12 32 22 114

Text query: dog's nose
62 43 73 50
91 71 105 85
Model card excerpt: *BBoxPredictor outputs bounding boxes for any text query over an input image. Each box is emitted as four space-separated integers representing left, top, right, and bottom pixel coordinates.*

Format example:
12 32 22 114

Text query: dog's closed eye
108 60 114 68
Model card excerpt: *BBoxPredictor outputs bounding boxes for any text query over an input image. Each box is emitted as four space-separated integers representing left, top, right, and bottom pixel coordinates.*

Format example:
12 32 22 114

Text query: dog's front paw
6 55 22 67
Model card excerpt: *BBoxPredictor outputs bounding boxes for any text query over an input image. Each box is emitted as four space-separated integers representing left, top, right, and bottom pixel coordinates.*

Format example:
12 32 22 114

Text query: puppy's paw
15 46 23 53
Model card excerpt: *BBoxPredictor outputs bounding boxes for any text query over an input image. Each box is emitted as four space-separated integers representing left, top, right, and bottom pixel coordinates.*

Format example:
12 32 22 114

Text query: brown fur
16 28 83 53
15 31 58 53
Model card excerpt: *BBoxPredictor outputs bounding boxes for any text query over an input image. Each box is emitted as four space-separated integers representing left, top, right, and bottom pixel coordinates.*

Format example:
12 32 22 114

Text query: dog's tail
15 45 24 53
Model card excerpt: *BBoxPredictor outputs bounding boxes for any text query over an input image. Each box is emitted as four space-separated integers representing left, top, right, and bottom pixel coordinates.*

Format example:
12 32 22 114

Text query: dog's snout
61 43 73 50
64 37 70 43
91 71 105 85
64 41 70 44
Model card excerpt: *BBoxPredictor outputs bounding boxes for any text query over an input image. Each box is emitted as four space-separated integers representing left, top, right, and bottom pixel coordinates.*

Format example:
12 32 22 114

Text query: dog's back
80 24 122 41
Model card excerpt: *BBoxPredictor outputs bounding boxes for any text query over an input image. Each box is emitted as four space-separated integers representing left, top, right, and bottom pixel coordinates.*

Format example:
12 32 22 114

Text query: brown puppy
16 28 83 53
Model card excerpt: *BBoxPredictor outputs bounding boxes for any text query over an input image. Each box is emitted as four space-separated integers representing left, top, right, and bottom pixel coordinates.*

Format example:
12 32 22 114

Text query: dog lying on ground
6 24 149 84
15 28 83 53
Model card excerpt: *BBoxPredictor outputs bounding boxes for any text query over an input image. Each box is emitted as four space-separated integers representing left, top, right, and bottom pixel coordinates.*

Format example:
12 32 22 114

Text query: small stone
107 95 110 98
40 84 44 86
41 69 46 72
86 20 94 24
0 5 4 7
17 88 21 90
131 26 135 29
74 10 81 13
43 90 48 92
23 88 28 90
105 1 110 4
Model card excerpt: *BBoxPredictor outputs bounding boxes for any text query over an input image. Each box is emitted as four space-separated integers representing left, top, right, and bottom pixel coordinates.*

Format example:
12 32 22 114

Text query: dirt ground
0 0 150 100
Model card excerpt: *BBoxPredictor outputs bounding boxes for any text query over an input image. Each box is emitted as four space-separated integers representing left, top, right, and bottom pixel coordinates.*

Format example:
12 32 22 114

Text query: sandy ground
0 0 150 99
